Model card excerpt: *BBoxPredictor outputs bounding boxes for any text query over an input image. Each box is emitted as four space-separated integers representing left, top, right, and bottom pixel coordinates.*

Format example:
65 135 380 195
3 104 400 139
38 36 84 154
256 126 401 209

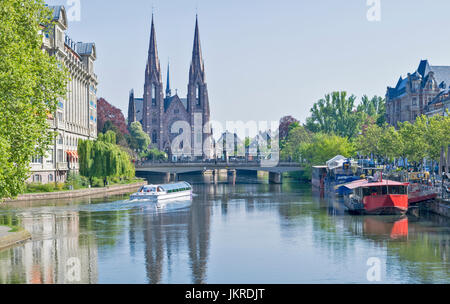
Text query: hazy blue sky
46 0 450 124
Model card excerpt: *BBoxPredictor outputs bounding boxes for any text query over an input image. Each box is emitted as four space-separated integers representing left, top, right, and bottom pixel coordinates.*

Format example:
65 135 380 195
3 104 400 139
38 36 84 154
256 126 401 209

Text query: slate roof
164 95 187 111
75 42 95 56
47 5 63 21
387 60 450 100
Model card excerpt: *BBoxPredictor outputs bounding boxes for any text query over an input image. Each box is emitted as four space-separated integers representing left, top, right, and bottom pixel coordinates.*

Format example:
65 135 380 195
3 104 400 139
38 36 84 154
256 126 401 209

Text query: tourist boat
130 182 193 201
342 178 409 215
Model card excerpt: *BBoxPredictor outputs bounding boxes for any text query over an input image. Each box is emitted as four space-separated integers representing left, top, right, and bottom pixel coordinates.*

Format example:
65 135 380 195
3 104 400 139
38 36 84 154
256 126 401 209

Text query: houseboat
324 155 361 196
312 166 327 190
130 182 193 202
342 178 409 215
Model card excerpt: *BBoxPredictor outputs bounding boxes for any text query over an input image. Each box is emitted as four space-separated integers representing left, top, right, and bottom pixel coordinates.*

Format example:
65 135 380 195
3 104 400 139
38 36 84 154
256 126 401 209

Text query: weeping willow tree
78 131 135 182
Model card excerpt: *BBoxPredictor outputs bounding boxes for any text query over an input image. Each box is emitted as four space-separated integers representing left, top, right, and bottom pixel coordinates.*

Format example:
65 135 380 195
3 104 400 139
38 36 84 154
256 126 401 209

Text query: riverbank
0 226 31 251
427 199 450 218
3 181 147 203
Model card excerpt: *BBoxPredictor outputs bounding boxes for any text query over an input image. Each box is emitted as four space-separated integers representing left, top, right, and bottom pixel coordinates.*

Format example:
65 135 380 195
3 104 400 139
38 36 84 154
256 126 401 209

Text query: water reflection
0 181 449 283
0 211 98 284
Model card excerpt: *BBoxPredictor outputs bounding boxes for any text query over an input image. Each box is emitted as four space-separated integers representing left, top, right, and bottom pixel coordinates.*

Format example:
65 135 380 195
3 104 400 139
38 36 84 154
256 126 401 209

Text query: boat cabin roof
142 182 192 192
343 179 409 190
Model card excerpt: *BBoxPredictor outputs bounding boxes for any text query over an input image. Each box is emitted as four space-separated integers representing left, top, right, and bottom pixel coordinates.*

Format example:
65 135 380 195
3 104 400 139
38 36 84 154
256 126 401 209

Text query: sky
45 0 450 125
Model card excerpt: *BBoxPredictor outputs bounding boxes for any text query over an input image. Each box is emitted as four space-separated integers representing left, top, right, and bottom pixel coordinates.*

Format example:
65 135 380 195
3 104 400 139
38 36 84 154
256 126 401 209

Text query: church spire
166 61 172 97
190 15 205 82
147 14 161 81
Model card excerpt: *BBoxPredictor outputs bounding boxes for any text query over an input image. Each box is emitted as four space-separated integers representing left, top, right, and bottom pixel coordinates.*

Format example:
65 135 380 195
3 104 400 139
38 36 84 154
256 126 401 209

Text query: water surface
0 179 449 284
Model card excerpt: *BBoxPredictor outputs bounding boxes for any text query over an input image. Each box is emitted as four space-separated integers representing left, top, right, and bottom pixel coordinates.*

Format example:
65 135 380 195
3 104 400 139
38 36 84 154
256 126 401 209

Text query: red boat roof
343 179 409 190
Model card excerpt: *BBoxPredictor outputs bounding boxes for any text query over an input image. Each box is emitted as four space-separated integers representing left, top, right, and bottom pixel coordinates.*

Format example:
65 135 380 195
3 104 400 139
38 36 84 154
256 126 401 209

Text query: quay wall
0 229 32 251
428 199 450 218
4 181 147 203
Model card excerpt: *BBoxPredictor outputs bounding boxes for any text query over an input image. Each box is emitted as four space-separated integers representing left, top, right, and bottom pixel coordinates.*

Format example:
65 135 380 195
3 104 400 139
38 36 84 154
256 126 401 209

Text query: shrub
92 177 103 188
26 183 55 193
65 172 89 190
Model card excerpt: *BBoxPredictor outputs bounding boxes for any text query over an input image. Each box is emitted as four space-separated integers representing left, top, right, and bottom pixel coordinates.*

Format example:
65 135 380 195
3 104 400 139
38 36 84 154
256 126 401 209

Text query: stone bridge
135 162 305 184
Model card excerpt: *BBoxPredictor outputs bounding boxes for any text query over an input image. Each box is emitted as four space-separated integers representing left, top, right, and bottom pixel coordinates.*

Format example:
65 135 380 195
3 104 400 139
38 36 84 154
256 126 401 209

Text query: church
128 15 213 160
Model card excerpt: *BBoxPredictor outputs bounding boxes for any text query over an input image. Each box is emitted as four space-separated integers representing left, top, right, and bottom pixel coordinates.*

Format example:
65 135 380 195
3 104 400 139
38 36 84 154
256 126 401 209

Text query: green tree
0 0 67 199
355 123 383 157
102 120 128 147
128 122 151 152
78 135 135 183
305 92 364 138
299 133 355 177
398 120 427 166
280 125 312 162
357 95 386 125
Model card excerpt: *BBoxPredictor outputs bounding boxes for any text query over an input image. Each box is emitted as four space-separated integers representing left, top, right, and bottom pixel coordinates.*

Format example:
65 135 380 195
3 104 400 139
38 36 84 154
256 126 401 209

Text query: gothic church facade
128 16 212 160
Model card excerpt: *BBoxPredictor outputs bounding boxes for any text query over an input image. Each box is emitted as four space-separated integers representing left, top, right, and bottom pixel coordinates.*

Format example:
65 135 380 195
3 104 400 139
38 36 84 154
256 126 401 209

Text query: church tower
143 15 164 150
128 89 136 127
187 16 212 159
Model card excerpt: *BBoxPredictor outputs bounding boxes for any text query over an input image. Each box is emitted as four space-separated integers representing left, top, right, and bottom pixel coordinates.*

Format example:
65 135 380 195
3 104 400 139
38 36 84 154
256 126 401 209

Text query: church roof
164 95 187 111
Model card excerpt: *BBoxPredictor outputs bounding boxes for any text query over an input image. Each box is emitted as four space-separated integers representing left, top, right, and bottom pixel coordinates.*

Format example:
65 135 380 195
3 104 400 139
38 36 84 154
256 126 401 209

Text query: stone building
29 5 98 184
386 60 450 126
425 89 450 117
128 15 212 160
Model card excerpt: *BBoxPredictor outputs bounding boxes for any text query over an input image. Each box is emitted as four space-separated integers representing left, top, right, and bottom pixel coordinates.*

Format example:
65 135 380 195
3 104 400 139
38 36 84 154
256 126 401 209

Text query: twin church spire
146 14 205 95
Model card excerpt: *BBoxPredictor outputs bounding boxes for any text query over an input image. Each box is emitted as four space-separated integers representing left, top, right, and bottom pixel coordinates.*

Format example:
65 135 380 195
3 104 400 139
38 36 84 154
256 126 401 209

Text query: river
0 175 449 284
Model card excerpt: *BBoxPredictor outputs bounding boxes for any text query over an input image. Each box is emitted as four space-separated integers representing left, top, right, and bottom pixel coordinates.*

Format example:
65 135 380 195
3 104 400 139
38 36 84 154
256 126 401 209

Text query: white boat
130 182 193 201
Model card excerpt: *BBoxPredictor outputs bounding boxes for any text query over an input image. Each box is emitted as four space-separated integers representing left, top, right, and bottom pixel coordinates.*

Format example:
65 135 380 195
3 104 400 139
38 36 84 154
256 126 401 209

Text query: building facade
386 60 450 126
29 5 98 184
426 89 450 117
128 16 212 160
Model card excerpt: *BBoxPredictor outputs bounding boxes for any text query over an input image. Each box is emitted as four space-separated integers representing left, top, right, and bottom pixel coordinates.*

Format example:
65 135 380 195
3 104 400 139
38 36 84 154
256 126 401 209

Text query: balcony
56 163 68 171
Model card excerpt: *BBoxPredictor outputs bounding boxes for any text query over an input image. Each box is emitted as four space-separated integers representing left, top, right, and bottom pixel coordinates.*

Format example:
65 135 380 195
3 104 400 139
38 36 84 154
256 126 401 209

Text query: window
57 149 64 163
33 175 42 183
152 130 157 144
152 86 156 106
57 112 63 122
196 86 201 106
174 109 179 114
47 149 54 164
48 174 54 182
58 134 63 145
32 155 43 164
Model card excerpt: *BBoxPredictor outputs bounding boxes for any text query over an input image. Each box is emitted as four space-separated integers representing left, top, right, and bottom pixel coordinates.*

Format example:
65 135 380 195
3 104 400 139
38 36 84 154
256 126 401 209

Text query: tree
97 97 129 135
280 125 312 162
299 133 355 178
300 133 355 167
0 0 67 199
78 134 135 182
398 121 427 166
279 116 300 141
357 95 386 127
305 91 364 139
355 123 383 158
129 122 151 152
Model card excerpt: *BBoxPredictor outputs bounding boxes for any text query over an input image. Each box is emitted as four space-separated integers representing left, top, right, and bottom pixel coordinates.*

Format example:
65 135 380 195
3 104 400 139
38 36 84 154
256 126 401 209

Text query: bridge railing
135 159 302 168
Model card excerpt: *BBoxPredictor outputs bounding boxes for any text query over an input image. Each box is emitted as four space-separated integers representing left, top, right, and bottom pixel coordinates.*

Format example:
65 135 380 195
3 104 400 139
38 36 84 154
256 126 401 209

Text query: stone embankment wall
4 181 147 203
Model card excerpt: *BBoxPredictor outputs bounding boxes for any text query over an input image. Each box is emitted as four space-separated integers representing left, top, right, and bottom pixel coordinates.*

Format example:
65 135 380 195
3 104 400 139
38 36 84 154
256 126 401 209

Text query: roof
164 95 187 111
342 179 409 190
75 42 96 58
158 182 191 192
387 60 450 100
48 5 63 21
